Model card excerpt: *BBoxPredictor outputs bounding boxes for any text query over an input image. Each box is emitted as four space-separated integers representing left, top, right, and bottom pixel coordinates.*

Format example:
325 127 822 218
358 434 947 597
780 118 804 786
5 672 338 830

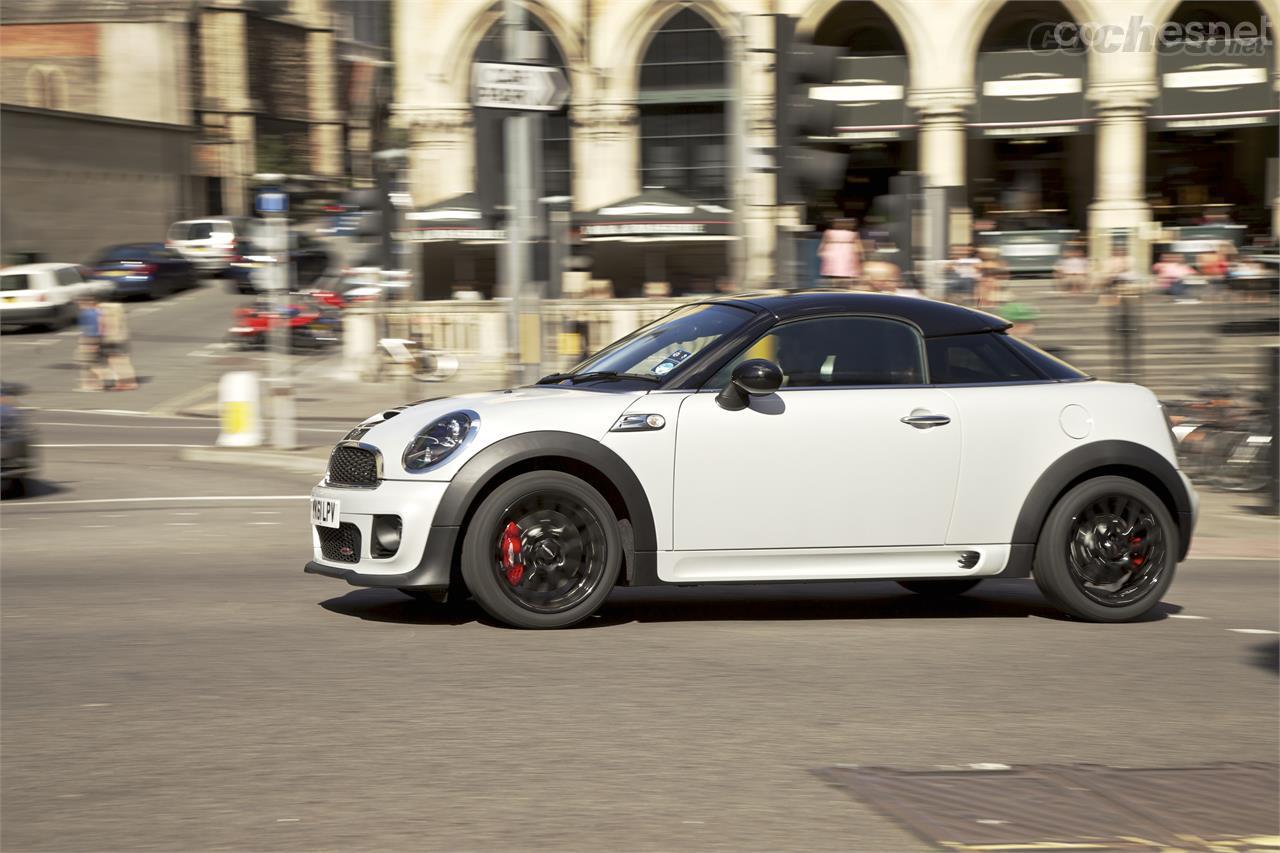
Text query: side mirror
716 359 783 411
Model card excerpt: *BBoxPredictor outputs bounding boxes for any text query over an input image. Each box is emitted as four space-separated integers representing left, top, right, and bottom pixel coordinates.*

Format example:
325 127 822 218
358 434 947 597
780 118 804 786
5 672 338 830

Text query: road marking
1227 628 1280 635
6 495 308 507
249 521 280 526
34 444 205 448
252 511 281 515
172 511 200 516
80 703 110 708
1169 614 1208 620
276 819 300 823
167 522 197 527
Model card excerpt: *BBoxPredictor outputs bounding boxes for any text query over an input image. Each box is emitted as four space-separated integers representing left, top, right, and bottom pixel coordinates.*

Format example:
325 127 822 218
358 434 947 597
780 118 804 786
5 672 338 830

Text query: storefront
406 193 504 299
574 188 735 296
1148 38 1277 240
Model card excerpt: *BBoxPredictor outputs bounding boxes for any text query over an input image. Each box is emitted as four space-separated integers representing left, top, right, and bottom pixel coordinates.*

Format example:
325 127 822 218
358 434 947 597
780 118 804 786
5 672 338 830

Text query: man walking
97 299 138 391
76 297 107 391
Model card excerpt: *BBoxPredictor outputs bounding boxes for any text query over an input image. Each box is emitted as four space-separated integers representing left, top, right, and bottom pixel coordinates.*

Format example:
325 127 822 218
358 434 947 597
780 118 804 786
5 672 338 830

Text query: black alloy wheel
461 471 621 629
1034 476 1177 622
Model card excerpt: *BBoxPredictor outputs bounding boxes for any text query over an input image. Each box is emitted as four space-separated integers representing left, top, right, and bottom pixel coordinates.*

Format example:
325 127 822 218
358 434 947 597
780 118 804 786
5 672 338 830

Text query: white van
165 218 249 274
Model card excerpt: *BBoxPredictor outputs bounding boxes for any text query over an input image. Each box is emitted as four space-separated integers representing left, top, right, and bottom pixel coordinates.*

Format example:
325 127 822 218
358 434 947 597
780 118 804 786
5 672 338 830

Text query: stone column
198 4 252 215
1087 89 1154 264
403 108 473 207
306 25 343 178
570 103 638 211
916 104 968 190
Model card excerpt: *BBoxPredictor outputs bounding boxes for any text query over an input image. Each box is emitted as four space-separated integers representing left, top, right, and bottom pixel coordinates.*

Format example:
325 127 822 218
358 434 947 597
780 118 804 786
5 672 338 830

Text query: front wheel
461 471 621 629
1033 476 1177 622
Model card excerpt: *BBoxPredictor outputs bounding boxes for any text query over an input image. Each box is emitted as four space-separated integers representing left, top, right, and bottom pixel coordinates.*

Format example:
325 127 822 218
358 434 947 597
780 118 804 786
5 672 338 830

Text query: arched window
474 16 571 198
638 8 729 205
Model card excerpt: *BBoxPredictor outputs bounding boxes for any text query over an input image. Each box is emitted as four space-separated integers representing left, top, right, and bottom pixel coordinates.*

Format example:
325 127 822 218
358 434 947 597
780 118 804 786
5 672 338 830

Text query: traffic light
774 16 847 206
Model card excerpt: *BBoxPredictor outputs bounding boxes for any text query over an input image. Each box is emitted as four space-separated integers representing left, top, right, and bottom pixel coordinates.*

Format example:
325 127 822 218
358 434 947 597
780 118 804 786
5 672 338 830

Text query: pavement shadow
320 588 484 626
320 581 1183 629
1248 640 1279 675
0 478 68 500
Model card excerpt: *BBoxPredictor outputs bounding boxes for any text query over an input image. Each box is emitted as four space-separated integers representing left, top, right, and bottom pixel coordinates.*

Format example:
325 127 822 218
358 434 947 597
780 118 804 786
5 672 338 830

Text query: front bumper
306 479 456 590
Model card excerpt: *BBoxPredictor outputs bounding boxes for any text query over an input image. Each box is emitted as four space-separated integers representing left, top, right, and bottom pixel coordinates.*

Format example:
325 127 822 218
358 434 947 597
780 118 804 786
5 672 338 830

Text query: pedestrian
97 298 138 390
976 246 1007 308
75 296 108 392
944 244 980 304
862 240 902 293
1054 245 1089 294
817 218 863 288
1152 252 1197 302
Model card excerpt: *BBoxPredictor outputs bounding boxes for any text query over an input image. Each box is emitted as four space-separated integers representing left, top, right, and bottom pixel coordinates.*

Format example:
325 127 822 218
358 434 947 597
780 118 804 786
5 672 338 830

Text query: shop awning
1153 39 1277 130
576 188 735 242
405 193 506 243
971 49 1090 138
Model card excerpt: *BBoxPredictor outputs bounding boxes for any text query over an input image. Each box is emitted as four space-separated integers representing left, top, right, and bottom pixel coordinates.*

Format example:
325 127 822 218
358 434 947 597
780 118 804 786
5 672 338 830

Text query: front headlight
403 411 476 472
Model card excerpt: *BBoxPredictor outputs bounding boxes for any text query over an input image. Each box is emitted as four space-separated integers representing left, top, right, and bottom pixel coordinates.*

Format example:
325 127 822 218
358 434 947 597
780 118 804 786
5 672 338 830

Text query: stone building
0 0 391 263
396 0 1279 292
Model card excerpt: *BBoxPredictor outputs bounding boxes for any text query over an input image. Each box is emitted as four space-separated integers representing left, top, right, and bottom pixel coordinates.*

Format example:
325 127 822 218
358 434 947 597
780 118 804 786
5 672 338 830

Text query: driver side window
709 315 925 388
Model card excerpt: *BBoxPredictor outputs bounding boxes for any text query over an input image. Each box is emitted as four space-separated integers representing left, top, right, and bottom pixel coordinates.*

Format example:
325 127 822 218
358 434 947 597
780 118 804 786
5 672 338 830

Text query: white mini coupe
307 291 1197 629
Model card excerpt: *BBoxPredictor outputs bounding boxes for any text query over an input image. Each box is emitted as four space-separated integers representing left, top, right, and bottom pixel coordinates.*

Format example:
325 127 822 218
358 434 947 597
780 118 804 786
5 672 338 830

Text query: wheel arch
431 431 658 585
1012 440 1194 562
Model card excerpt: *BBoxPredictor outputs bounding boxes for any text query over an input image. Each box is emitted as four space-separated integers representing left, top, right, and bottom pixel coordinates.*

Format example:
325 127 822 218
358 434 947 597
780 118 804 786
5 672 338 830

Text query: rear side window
927 333 1038 384
711 315 925 387
55 266 83 286
1 274 32 292
187 222 215 240
1004 336 1089 380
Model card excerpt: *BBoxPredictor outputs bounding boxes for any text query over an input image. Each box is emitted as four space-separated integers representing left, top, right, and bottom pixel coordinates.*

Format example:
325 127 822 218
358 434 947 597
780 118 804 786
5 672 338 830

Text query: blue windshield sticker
651 349 692 376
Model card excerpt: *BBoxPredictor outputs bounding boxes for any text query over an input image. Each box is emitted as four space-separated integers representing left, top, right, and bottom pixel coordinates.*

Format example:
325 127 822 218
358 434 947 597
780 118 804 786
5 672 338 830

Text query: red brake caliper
1130 535 1145 567
500 522 525 585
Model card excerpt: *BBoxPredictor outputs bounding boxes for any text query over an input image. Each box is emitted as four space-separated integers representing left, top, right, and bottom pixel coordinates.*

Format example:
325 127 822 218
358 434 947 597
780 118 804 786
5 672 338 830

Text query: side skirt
625 544 1015 586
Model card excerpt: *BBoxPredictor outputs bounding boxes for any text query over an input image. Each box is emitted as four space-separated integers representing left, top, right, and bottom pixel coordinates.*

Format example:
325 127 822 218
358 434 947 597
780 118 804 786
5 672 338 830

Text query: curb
179 445 328 475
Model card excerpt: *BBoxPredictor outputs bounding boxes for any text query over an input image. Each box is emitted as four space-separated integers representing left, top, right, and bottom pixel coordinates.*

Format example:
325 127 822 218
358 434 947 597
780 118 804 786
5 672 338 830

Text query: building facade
396 0 1279 290
0 0 392 263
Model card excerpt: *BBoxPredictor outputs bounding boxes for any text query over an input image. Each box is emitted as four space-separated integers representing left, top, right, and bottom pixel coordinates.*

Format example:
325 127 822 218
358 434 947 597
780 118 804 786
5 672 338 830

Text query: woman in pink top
818 218 862 286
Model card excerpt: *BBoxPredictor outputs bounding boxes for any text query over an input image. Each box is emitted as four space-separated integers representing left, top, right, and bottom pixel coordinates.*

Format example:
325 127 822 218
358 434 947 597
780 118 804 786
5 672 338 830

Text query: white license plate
311 497 340 528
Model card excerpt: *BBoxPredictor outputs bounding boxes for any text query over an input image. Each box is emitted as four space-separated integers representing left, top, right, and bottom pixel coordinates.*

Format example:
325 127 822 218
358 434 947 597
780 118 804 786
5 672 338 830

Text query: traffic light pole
502 0 537 385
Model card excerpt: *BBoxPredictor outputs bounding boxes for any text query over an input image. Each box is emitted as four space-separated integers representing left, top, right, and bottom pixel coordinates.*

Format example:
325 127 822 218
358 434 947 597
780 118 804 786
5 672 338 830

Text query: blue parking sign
256 192 288 214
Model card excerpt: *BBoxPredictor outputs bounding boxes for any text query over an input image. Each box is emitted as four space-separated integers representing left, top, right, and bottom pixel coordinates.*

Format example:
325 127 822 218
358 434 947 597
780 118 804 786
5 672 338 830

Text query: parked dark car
0 382 35 497
226 234 332 294
88 243 198 299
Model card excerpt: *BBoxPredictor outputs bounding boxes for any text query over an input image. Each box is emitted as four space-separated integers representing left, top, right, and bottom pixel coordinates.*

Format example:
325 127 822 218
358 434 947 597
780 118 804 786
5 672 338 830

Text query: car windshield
570 303 754 379
1 274 33 292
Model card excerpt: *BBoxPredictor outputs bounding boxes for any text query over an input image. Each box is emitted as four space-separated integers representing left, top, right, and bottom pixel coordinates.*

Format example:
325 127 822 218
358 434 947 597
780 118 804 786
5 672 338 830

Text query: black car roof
714 290 1010 337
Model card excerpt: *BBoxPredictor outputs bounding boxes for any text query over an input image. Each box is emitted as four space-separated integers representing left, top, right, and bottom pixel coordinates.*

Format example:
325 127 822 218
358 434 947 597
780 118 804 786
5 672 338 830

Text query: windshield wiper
536 370 661 385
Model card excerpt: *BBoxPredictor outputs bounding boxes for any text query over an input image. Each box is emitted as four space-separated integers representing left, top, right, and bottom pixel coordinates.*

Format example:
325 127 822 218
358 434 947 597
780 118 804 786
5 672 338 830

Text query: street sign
472 62 569 112
256 191 288 215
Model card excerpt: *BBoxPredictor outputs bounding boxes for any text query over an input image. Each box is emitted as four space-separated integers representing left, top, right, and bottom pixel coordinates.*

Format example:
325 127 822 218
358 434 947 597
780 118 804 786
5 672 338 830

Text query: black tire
897 579 981 596
461 470 621 629
1033 476 1177 622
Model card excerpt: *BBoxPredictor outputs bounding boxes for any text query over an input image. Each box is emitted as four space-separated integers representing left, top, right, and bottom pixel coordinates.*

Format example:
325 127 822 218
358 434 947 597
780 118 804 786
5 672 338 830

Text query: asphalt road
2 413 1277 851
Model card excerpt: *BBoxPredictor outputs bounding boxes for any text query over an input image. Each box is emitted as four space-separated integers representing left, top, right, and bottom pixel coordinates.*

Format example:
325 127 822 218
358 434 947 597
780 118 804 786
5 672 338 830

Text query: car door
673 315 962 551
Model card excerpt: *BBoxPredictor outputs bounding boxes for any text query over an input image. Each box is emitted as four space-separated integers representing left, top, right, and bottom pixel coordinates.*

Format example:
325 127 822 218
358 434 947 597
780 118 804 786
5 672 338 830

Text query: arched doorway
811 1 913 225
473 14 572 200
968 1 1092 239
1148 1 1275 244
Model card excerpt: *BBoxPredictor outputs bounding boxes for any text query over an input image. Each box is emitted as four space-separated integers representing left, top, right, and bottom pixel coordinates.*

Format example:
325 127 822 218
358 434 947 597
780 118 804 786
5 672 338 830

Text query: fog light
371 515 402 558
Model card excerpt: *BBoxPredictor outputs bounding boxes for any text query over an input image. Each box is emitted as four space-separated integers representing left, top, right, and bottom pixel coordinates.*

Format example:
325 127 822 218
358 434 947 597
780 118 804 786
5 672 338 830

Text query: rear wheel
461 471 621 629
1033 476 1176 622
896 579 981 596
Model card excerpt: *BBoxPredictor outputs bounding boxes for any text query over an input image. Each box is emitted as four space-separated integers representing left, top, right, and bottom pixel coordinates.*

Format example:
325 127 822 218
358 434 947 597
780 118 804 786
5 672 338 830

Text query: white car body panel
310 480 447 574
671 387 962 551
943 381 1176 545
601 392 687 551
